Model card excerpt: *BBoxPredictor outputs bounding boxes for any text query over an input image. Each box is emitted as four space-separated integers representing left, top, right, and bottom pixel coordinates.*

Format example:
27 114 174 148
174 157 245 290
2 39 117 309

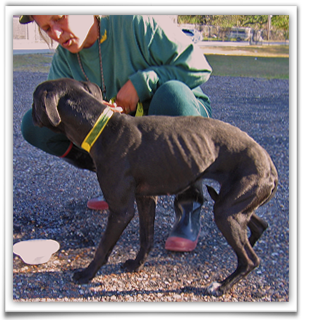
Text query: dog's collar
81 107 114 153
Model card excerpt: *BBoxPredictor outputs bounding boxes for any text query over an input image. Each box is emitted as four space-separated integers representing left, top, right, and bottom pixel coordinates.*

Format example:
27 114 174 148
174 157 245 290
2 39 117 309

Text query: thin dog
31 78 278 295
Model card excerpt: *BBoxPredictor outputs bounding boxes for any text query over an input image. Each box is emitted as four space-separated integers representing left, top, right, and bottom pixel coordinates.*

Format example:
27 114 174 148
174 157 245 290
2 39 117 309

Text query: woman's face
33 15 97 53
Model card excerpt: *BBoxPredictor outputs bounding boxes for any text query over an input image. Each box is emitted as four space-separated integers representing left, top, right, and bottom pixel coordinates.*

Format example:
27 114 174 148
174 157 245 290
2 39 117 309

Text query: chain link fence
180 23 289 44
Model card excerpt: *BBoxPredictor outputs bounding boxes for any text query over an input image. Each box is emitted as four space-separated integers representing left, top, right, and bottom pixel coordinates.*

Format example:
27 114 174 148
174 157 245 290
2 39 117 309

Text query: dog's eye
82 83 92 94
81 82 103 100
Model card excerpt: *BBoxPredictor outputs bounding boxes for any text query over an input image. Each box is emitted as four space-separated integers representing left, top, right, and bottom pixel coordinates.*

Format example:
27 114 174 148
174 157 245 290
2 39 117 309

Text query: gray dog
32 78 278 295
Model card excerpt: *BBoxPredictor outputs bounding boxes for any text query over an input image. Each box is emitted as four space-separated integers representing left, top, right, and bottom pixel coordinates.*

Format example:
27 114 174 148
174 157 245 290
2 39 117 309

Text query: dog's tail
260 177 278 207
258 157 279 207
206 178 278 208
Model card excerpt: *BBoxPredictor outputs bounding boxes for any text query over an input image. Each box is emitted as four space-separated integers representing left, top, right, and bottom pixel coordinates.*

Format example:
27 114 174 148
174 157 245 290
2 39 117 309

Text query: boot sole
87 197 109 210
165 236 199 252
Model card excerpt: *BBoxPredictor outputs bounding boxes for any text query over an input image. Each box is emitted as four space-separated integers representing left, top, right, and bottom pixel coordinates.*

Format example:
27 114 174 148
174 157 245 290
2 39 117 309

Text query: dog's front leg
122 195 157 272
72 206 135 284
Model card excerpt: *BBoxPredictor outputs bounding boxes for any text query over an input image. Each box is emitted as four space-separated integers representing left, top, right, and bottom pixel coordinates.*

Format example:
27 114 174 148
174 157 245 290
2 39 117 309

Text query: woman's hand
102 101 123 113
115 80 139 114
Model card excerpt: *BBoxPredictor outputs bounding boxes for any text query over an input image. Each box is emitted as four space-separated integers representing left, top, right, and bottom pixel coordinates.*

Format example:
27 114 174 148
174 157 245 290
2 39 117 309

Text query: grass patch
13 49 289 79
13 53 53 73
201 44 289 57
205 55 289 79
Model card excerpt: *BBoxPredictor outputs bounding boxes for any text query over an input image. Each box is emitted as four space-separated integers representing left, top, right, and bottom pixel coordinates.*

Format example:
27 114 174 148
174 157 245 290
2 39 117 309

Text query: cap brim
19 15 34 24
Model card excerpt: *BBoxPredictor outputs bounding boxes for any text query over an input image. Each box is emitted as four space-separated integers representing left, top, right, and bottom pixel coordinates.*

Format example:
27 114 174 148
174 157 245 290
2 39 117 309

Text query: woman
20 15 212 252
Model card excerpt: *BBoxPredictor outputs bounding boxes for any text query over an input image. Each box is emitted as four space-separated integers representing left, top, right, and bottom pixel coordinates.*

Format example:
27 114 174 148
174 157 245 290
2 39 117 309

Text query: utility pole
268 15 272 41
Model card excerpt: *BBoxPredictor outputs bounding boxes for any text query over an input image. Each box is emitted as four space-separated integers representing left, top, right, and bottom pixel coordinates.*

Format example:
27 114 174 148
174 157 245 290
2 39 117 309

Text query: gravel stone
13 70 289 302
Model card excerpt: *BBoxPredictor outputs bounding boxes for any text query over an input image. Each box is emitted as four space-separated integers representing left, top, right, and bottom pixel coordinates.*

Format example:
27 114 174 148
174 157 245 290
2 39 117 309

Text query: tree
177 15 289 40
271 15 289 40
240 15 268 29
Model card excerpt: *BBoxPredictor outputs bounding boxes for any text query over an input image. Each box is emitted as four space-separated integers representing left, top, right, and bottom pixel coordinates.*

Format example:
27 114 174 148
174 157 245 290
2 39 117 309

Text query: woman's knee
21 109 37 146
148 81 207 117
21 109 70 156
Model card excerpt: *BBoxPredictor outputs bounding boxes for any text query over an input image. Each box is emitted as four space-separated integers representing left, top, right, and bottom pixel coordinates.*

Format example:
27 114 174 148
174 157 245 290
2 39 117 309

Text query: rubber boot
165 181 204 252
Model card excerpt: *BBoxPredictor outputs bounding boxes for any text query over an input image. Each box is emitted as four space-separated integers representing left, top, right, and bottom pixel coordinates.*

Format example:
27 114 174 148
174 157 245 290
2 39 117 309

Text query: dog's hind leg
209 213 261 296
248 213 269 247
207 178 265 296
122 195 157 272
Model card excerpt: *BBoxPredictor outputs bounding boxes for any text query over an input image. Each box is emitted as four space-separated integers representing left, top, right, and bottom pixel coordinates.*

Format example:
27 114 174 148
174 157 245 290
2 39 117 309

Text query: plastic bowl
13 239 60 265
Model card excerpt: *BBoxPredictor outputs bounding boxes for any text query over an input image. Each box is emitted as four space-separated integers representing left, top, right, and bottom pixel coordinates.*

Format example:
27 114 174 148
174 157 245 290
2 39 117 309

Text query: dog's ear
43 90 61 127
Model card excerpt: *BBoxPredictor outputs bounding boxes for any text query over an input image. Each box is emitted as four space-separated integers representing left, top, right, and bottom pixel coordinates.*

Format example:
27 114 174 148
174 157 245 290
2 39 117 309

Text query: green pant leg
148 81 211 118
21 109 71 157
149 81 211 251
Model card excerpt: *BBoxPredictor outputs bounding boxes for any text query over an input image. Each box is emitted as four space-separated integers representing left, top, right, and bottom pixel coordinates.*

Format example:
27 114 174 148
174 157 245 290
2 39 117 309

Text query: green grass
202 44 289 58
13 50 289 79
13 53 53 73
205 55 289 79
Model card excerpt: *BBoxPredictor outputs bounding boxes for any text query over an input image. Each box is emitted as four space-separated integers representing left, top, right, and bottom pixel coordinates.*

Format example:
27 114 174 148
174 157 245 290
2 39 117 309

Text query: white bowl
13 239 60 265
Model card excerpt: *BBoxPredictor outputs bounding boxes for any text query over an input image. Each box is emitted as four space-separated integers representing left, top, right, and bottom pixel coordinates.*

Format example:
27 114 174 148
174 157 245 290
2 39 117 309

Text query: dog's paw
207 282 221 295
72 269 93 284
121 259 142 272
207 282 225 296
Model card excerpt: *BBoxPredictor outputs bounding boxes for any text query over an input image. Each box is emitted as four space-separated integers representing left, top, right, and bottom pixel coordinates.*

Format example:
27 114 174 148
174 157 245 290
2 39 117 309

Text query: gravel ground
12 70 289 304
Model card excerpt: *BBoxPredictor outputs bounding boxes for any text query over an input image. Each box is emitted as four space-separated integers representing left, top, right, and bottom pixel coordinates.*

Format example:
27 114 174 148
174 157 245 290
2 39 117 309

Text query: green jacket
48 15 212 105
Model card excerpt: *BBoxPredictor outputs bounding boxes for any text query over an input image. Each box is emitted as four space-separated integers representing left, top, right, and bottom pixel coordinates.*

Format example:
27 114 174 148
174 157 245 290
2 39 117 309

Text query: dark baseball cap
19 15 34 24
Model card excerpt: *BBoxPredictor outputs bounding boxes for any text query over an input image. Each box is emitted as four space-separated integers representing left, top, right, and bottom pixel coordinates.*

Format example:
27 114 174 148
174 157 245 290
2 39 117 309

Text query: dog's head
32 79 103 130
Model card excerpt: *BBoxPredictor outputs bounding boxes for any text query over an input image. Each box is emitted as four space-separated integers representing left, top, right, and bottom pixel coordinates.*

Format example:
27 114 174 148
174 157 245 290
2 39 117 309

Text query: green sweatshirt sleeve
128 16 212 102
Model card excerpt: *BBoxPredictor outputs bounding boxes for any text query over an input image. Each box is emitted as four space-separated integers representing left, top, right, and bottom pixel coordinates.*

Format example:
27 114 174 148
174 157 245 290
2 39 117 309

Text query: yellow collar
81 107 113 153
